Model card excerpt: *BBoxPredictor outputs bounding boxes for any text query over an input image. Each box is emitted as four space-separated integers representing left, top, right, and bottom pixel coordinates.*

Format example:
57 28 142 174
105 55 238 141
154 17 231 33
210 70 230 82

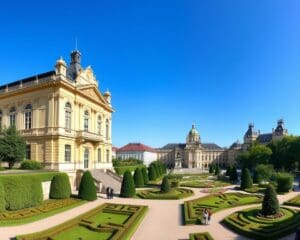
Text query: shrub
49 173 71 199
20 160 42 170
0 181 5 212
120 171 136 198
261 184 279 216
209 164 215 174
133 168 144 187
226 165 232 176
240 168 253 190
148 165 157 181
141 168 149 185
78 171 97 201
214 165 220 175
229 166 238 181
255 164 274 183
160 176 171 193
276 173 293 193
171 180 179 188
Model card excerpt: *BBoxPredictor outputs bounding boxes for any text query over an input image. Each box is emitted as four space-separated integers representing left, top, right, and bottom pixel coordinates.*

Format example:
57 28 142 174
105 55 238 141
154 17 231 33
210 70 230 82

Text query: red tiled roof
117 143 155 153
112 146 118 151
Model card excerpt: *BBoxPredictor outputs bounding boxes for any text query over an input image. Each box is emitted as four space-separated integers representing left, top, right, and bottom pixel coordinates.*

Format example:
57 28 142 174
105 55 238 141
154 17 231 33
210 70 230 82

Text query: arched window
97 115 101 135
84 110 89 132
9 107 16 126
65 102 72 130
0 110 2 129
24 104 32 129
105 119 109 139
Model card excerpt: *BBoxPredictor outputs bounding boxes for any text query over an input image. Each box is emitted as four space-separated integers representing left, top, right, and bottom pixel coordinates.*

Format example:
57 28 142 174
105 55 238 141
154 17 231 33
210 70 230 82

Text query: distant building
112 146 118 159
116 143 157 166
157 124 227 170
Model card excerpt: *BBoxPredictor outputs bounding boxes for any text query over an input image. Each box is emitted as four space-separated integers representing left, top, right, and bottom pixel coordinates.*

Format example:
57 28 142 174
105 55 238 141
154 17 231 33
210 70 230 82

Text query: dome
186 124 200 144
189 124 199 135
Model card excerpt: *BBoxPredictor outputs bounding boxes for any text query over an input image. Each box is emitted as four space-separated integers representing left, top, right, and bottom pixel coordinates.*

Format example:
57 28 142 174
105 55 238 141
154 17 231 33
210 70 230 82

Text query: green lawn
137 188 194 200
223 207 300 240
184 192 262 225
0 198 85 226
284 194 300 207
16 203 148 240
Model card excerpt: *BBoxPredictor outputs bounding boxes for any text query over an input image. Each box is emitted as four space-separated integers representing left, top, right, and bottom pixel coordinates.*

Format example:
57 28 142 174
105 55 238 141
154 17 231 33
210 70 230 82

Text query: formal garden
189 232 214 240
16 203 148 240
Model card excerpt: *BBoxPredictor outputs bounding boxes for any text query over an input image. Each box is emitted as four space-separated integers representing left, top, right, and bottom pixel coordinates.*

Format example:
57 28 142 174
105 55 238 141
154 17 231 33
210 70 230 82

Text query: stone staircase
91 169 122 194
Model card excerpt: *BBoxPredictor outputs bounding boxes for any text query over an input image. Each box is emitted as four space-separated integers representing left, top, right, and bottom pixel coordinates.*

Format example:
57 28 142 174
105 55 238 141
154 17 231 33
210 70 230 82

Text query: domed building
157 124 227 170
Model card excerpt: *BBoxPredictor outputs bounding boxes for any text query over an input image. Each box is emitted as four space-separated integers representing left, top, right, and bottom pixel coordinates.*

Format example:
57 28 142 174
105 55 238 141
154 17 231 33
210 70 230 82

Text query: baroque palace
0 50 113 173
156 120 288 170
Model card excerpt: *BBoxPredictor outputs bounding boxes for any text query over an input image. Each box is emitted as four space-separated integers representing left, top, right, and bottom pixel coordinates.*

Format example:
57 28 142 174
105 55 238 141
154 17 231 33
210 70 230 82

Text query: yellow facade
0 51 113 172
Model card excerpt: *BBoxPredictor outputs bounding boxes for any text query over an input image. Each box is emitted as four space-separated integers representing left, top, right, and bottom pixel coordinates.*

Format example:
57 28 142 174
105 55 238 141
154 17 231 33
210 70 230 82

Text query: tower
68 50 82 80
243 123 258 150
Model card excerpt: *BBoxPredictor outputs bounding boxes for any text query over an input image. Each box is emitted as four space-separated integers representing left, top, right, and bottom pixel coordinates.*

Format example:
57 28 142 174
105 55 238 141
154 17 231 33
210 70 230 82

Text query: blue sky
0 0 299 148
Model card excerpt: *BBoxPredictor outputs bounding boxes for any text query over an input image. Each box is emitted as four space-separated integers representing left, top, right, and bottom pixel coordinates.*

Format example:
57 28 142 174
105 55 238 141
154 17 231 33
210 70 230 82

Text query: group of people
106 187 114 199
202 208 212 225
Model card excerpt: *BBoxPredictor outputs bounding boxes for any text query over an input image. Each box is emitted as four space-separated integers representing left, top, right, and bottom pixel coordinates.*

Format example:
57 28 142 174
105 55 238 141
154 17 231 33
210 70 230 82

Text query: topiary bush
141 168 149 185
78 171 97 201
133 168 144 187
261 184 279 216
20 160 42 170
214 165 220 175
148 165 157 181
276 173 293 193
0 180 5 212
161 176 170 193
209 164 215 174
229 166 238 181
120 170 136 198
226 165 232 176
49 173 71 199
240 168 253 190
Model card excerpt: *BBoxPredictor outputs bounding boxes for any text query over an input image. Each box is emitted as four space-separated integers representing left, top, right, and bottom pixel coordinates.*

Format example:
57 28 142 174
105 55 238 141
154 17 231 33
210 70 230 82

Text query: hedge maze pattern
137 188 194 200
184 193 262 224
16 203 148 240
222 207 300 240
283 194 300 207
189 232 214 240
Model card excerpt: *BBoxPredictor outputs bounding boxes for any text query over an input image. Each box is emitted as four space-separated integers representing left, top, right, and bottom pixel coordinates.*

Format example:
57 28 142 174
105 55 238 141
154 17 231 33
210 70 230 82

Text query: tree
160 176 170 193
240 168 253 190
49 174 71 199
275 172 293 193
148 165 157 181
261 185 279 216
255 164 274 183
214 165 220 175
120 170 136 197
133 168 144 187
225 165 232 176
141 168 149 185
209 164 215 174
78 171 97 201
229 166 238 181
0 126 26 168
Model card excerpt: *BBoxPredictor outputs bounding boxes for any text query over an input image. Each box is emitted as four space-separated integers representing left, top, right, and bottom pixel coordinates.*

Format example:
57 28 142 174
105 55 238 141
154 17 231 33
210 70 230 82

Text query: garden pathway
0 185 299 240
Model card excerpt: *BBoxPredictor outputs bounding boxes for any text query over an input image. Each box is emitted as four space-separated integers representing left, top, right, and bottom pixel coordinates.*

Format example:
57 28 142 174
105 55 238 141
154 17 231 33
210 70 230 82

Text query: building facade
0 50 113 172
116 143 157 166
157 125 227 170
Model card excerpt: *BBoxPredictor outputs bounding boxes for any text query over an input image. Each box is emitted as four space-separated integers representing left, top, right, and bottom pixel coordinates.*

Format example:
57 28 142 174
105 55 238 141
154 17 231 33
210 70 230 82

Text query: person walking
202 209 208 225
110 188 114 199
106 187 110 199
208 209 212 224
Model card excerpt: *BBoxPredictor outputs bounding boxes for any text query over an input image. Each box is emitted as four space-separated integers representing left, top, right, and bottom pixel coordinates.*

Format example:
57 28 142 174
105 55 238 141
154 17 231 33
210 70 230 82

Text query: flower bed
16 203 148 240
222 207 300 240
183 193 262 225
137 188 193 200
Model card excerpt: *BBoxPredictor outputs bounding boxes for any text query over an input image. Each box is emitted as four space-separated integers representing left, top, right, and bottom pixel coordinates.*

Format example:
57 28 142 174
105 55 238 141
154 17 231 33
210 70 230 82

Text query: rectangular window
65 145 71 162
25 111 32 129
10 114 16 126
106 150 110 162
65 111 71 129
84 118 88 132
25 144 31 160
98 148 101 162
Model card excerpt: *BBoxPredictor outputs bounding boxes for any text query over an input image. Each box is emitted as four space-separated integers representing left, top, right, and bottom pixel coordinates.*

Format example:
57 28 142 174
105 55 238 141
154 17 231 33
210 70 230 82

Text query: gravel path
0 185 299 240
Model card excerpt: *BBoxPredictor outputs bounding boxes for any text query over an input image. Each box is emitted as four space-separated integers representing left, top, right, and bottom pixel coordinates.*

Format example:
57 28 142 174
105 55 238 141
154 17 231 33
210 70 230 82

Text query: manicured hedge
20 160 42 170
276 173 293 193
137 188 193 200
49 173 71 199
120 171 136 198
141 168 149 185
161 176 170 193
133 168 144 187
114 164 144 175
78 171 97 201
189 232 214 240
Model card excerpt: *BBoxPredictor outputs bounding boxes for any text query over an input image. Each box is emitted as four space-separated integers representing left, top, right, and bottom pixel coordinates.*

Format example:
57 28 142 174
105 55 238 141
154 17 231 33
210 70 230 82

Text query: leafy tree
78 171 97 201
214 165 220 175
275 172 293 193
133 168 144 187
240 168 253 190
0 126 26 168
229 166 238 181
120 170 136 197
255 164 274 183
261 184 279 216
209 164 215 174
160 176 170 193
225 165 232 176
148 165 157 181
141 168 149 185
49 174 71 199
